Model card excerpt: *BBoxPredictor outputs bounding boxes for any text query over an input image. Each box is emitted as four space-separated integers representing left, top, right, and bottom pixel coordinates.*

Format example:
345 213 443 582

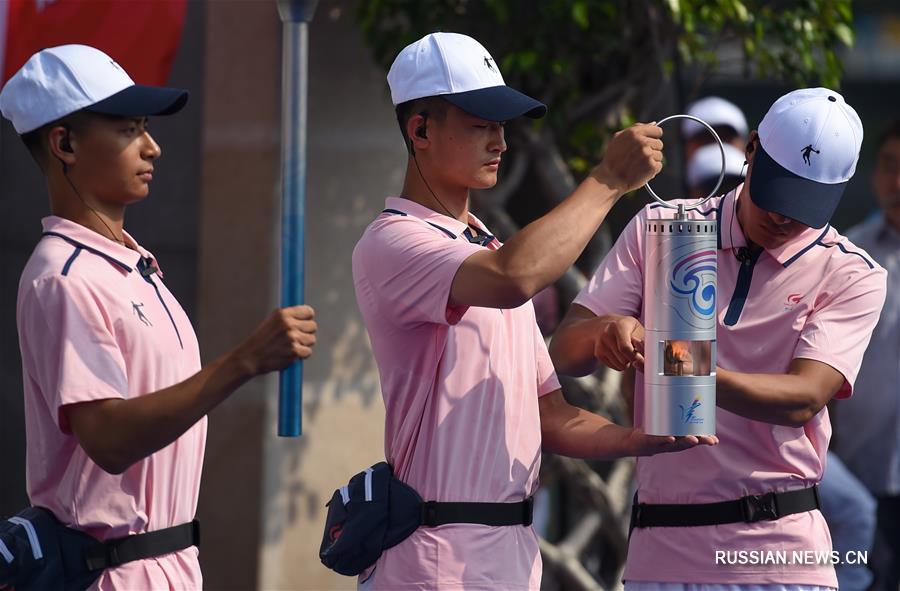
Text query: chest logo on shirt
783 293 803 311
131 301 152 326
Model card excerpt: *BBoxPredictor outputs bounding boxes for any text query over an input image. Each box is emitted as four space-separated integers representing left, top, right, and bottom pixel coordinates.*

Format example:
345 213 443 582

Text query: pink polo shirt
16 216 205 590
573 187 886 586
352 197 561 590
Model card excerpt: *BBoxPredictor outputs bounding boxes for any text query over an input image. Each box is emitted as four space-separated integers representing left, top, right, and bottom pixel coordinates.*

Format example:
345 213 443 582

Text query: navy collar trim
815 241 876 269
42 232 134 273
715 197 726 250
782 225 831 268
382 208 495 244
425 221 457 240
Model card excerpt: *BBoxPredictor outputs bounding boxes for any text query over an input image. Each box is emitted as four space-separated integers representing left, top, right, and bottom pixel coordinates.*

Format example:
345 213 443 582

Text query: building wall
198 1 391 589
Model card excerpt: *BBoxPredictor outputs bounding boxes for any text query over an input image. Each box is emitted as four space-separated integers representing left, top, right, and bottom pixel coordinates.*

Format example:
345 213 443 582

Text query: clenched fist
233 305 317 376
594 314 645 371
593 123 664 195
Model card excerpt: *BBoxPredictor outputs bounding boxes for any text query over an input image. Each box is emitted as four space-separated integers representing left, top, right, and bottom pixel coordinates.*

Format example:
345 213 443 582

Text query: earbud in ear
745 141 754 155
59 125 74 153
415 111 429 139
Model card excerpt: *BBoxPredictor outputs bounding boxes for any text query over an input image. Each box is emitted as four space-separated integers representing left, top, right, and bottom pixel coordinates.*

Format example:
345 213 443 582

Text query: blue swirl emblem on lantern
670 249 717 318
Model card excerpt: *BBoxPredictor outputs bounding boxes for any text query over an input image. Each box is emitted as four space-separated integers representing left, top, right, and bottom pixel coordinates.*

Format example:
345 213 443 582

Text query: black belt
631 486 821 528
85 520 200 571
421 497 533 527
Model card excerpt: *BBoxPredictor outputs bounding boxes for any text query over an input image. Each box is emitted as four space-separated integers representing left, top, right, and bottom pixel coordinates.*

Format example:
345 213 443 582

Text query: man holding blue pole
0 45 318 589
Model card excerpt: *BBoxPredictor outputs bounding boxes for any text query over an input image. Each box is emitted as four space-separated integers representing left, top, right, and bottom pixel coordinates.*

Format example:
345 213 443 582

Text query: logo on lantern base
680 397 705 425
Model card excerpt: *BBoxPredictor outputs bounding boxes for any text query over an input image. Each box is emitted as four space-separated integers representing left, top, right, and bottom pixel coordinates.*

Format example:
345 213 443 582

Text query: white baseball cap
0 44 187 134
682 96 748 140
687 142 746 190
387 32 545 122
749 87 863 229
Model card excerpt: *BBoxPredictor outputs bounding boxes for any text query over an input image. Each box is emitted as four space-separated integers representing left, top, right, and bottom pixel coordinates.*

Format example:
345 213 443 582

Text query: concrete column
198 1 398 589
256 1 401 589
195 1 280 589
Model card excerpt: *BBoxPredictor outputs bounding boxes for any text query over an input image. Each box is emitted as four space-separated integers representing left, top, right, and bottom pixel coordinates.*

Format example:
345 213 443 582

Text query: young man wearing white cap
352 32 715 590
551 87 886 588
0 45 317 589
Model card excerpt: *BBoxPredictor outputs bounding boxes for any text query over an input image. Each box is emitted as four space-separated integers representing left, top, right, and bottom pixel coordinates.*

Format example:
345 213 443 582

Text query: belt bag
0 507 199 591
319 462 534 577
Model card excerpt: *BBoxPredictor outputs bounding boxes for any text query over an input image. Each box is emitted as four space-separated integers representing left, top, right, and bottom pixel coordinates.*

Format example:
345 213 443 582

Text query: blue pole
277 0 318 437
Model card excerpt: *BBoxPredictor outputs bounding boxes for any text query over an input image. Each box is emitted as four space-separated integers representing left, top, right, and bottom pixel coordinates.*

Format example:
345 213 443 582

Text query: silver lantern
642 115 725 436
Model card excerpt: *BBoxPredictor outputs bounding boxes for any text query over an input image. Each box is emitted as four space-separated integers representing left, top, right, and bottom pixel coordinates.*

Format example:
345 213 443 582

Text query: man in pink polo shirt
551 88 887 589
352 33 716 590
0 45 317 589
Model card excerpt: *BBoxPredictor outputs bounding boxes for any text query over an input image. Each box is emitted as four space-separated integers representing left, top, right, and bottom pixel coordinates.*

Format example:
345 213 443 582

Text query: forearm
540 397 631 460
549 313 608 377
716 367 827 427
69 350 252 473
495 171 622 298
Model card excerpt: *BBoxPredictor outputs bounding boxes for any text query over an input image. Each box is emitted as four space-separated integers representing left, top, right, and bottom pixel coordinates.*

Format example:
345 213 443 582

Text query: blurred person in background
833 120 900 591
682 96 749 162
686 142 746 199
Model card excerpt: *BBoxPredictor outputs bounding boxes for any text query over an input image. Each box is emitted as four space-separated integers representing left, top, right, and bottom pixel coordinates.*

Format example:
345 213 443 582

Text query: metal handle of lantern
644 114 727 215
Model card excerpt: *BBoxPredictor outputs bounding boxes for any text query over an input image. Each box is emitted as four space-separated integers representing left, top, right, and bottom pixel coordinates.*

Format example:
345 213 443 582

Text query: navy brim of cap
84 84 188 118
442 85 546 122
748 142 846 229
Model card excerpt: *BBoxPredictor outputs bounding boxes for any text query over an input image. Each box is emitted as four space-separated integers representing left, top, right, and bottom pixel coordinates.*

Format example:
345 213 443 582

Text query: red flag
1 0 187 85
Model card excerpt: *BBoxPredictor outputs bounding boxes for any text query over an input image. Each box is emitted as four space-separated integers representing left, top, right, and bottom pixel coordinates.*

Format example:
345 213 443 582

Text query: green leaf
571 2 589 29
834 23 854 47
665 0 682 21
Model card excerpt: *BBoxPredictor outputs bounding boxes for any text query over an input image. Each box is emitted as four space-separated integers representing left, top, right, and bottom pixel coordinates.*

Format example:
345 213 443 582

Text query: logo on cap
483 56 495 73
800 144 820 166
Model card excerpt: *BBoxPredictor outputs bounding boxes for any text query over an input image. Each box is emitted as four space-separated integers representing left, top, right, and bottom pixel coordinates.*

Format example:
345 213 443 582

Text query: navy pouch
319 462 423 576
0 506 103 591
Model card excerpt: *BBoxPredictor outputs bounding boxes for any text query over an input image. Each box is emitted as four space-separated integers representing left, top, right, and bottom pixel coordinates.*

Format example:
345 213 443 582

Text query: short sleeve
533 319 562 397
354 216 484 328
793 265 887 398
21 275 128 432
573 208 646 318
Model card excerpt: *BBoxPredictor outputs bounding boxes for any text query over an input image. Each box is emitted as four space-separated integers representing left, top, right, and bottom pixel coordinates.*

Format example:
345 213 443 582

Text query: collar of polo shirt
717 187 829 267
42 216 162 276
385 197 494 241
